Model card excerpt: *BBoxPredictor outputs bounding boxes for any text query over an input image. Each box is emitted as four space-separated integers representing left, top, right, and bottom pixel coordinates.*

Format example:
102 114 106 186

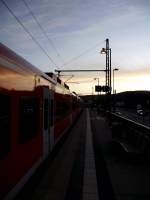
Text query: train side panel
0 43 83 199
54 92 72 143
0 88 44 199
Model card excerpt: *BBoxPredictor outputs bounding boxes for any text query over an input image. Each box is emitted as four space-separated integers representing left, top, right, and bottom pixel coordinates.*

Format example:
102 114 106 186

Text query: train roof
0 43 70 90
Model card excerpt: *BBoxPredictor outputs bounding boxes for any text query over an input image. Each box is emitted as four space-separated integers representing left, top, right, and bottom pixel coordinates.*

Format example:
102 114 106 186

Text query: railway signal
95 85 110 92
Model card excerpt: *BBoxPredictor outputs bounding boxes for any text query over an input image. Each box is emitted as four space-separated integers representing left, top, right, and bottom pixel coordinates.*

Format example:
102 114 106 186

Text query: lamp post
113 68 119 94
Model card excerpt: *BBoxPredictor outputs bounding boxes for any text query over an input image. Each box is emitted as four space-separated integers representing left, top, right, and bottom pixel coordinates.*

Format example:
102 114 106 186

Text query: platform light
100 48 106 54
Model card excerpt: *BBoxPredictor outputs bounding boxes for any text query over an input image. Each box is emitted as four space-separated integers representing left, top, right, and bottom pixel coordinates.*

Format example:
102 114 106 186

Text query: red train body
0 43 82 199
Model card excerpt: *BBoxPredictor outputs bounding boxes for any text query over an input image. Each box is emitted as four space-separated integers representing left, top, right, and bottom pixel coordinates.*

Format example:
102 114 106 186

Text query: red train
0 43 82 199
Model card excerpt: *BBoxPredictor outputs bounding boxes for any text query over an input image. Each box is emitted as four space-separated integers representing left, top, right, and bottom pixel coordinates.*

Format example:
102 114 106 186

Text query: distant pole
94 78 100 96
113 68 119 94
106 39 109 93
113 69 114 94
98 78 99 96
92 86 94 96
92 86 94 108
110 48 111 94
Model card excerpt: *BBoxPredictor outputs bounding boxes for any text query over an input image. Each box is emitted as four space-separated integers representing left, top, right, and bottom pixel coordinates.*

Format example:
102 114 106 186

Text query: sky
0 0 150 95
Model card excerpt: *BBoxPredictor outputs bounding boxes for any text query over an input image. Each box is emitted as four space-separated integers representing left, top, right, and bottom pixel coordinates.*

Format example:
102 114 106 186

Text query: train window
0 94 11 159
44 98 49 130
19 97 38 144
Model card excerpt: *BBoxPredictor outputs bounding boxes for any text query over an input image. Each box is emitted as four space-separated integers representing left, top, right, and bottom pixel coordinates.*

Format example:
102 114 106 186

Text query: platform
15 108 150 200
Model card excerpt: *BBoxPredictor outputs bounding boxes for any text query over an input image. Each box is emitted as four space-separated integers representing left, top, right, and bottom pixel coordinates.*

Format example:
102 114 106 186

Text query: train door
43 87 54 159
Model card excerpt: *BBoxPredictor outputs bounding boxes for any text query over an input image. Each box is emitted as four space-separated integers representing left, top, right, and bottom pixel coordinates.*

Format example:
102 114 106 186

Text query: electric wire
1 0 105 71
21 0 64 65
0 0 59 69
62 40 104 67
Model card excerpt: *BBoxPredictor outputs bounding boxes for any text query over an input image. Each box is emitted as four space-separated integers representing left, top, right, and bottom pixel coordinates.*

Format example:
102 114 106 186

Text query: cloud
1 0 150 94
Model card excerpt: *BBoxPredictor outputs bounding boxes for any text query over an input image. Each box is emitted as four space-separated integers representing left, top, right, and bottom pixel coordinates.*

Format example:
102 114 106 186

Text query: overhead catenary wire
1 0 105 71
21 0 64 65
0 0 59 69
61 40 104 67
67 80 96 84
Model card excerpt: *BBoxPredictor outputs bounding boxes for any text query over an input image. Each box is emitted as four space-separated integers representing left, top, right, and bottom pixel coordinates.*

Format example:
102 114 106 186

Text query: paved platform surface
90 108 150 200
29 110 87 200
15 108 150 200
